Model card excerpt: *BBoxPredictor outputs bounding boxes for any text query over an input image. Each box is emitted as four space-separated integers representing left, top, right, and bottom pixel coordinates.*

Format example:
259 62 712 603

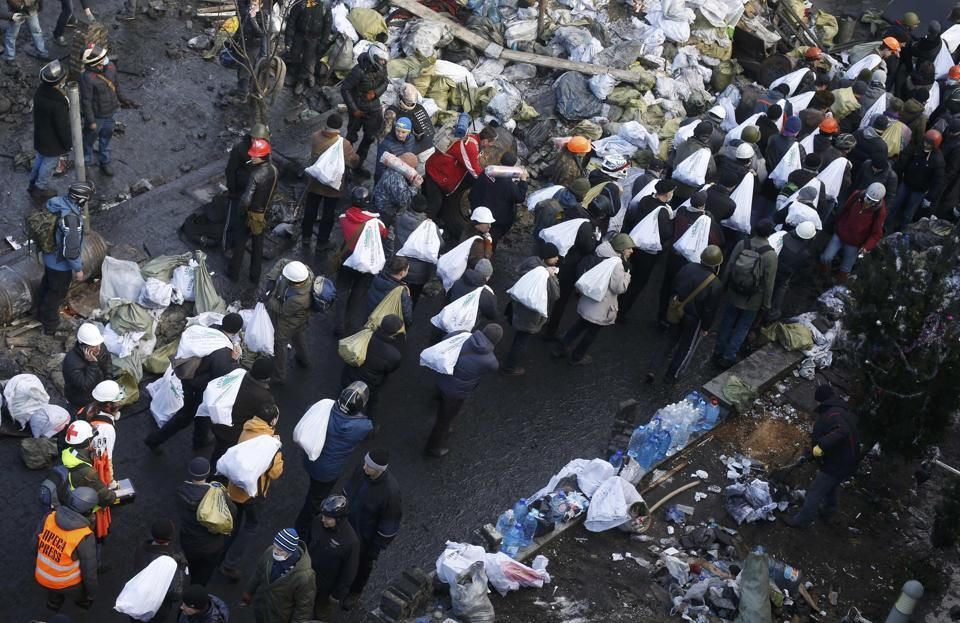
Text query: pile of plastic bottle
626 391 721 473
496 498 540 559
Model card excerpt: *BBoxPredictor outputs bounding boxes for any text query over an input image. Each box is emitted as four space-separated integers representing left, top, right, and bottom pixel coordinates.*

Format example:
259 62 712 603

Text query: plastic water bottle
521 509 539 546
637 419 666 469
650 418 672 463
495 509 514 538
627 424 649 459
702 397 721 430
548 492 568 524
512 498 528 524
454 112 471 138
609 450 624 471
501 523 524 558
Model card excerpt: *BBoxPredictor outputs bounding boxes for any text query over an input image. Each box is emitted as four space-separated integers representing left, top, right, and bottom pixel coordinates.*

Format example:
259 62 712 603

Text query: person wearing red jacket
424 126 498 239
820 182 887 283
336 187 388 336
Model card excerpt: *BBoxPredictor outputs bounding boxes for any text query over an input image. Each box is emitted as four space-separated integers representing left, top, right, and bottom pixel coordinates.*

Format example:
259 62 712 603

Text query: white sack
420 331 472 375
216 434 282 498
574 257 621 302
196 368 247 426
507 266 552 317
293 399 334 461
437 236 480 291
585 476 643 532
343 218 387 274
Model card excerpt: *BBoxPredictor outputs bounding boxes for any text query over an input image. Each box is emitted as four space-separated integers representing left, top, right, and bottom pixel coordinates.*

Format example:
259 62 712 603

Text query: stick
641 461 689 494
798 584 820 612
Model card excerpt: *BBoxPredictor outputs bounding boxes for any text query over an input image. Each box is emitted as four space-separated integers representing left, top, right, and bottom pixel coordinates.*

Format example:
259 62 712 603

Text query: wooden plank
702 343 804 412
389 0 649 83
7 321 40 338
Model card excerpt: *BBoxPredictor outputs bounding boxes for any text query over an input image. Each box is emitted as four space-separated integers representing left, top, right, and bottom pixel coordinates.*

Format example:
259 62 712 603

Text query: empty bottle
521 509 539 546
609 450 624 471
627 424 650 459
501 523 524 558
495 509 514 538
512 498 528 524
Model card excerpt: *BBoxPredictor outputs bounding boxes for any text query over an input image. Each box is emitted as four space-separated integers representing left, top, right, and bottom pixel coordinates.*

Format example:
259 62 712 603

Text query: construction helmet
700 245 723 267
351 186 372 209
68 487 100 515
882 37 902 53
819 117 839 134
82 45 108 65
337 381 370 415
320 494 350 518
282 260 310 283
77 323 104 346
804 47 822 60
903 11 920 27
39 60 66 84
924 129 943 149
470 206 496 224
566 136 592 154
247 138 271 159
735 143 754 159
366 42 389 66
91 380 124 403
68 180 96 204
865 182 886 203
741 125 761 144
795 221 817 240
250 123 271 139
65 420 95 446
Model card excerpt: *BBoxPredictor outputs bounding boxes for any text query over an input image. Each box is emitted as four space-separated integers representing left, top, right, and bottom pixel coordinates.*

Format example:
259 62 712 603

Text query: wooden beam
390 0 649 84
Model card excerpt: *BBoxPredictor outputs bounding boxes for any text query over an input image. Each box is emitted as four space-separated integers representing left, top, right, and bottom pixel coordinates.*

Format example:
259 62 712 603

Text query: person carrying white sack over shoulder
501 243 562 376
259 259 315 386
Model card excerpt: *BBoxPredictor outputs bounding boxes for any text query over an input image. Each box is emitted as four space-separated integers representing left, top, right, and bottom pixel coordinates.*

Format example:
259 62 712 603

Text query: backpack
59 210 84 261
311 275 337 312
21 437 58 470
25 209 58 254
39 464 70 508
729 240 773 297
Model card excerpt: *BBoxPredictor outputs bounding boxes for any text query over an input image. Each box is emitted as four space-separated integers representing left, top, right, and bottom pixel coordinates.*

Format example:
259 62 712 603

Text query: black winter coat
78 63 120 124
937 137 960 211
290 0 331 37
33 83 71 157
851 159 898 207
309 518 360 600
765 134 802 172
812 397 860 480
706 185 737 222
178 594 230 623
366 272 414 327
392 209 438 286
469 174 528 231
557 205 599 286
897 144 946 201
133 540 189 604
342 327 401 388
225 135 253 198
622 195 673 244
62 342 113 408
775 232 812 280
240 160 278 213
176 481 234 554
185 325 239 392
213 374 275 448
341 56 387 114
342 464 402 552
671 262 723 327
447 268 498 328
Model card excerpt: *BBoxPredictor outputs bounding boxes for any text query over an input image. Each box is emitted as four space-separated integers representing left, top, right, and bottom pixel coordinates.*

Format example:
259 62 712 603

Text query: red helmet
248 138 271 158
804 47 822 60
950 65 960 81
924 129 943 149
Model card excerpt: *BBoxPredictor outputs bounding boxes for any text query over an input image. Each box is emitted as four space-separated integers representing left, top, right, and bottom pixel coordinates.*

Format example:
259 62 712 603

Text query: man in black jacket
228 139 277 283
341 449 402 608
211 356 275 466
468 152 528 248
176 458 236 586
365 257 414 328
289 0 332 96
224 124 270 250
647 245 724 384
131 519 190 623
145 313 243 452
309 495 360 619
768 222 815 321
618 179 675 323
341 44 388 167
341 315 401 420
79 46 125 177
786 385 860 527
62 323 113 412
30 60 71 200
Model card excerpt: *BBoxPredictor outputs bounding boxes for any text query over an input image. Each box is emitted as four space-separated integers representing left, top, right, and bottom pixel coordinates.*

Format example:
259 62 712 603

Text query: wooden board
389 0 650 84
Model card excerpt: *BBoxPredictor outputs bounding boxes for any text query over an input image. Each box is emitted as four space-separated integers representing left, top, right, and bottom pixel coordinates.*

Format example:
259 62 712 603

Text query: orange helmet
882 36 902 53
819 117 839 134
248 138 271 158
949 65 960 81
567 136 592 154
804 47 822 60
924 129 943 149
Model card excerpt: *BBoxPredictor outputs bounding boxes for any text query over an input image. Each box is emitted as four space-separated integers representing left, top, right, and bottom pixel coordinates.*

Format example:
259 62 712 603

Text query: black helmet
320 494 349 518
587 194 613 220
68 486 99 515
351 186 372 210
68 181 96 204
39 60 66 85
337 381 369 415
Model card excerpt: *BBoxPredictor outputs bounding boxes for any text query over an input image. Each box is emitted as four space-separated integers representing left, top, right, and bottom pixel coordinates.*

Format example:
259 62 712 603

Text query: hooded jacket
447 269 498 329
62 342 113 408
34 82 71 157
436 329 499 399
304 404 373 483
309 517 360 600
835 190 886 251
246 543 316 623
391 209 439 285
509 256 560 334
342 463 402 551
178 594 230 623
35 507 98 598
721 235 778 312
42 195 85 272
812 396 860 480
339 207 388 253
227 417 283 504
851 159 898 207
366 272 414 327
341 54 387 114
176 480 235 554
575 242 631 326
343 326 402 389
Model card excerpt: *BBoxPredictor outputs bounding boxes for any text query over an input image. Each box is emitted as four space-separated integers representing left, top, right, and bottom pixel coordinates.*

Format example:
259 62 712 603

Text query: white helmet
795 221 817 240
707 105 726 121
91 379 124 403
65 420 95 445
865 182 886 203
77 322 104 346
470 206 496 224
735 143 754 159
366 42 388 66
282 260 310 283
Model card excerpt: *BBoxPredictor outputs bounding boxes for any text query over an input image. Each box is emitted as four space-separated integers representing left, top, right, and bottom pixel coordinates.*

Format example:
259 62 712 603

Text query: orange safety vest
35 512 93 590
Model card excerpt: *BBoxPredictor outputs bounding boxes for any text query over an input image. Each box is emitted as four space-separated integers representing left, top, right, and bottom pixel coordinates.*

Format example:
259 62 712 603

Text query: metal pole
67 82 86 182
885 581 924 623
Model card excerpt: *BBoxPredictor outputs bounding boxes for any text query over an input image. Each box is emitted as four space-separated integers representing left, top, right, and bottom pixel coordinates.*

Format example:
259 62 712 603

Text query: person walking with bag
177 457 235 586
501 244 561 376
211 357 275 467
390 195 439 308
335 187 388 336
261 260 314 386
228 139 277 283
129 519 189 623
302 114 359 252
646 245 724 384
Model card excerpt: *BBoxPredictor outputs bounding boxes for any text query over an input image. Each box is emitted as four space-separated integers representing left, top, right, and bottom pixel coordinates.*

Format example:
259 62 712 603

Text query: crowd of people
19 1 960 621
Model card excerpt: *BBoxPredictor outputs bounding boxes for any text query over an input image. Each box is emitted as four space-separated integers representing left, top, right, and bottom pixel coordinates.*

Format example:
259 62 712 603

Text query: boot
835 271 849 284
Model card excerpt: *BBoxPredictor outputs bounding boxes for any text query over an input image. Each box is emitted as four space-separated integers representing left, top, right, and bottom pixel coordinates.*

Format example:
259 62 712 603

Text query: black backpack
59 210 84 261
729 239 773 297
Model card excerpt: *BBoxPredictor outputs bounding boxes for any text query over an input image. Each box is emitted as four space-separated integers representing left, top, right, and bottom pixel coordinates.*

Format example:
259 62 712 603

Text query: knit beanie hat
366 449 390 470
221 312 243 334
380 314 403 335
274 528 299 554
251 356 275 381
188 456 210 480
474 259 493 281
482 323 503 345
538 242 560 260
151 519 175 542
182 585 210 610
814 384 835 402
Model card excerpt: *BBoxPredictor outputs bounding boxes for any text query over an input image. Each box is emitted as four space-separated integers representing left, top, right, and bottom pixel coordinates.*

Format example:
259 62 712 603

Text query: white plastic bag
816 157 849 200
420 331 471 374
331 3 359 41
672 120 697 148
114 555 178 621
216 434 282 498
844 53 881 80
507 266 551 317
575 458 616 497
344 218 387 274
29 404 70 438
768 230 788 254
788 90 815 113
722 174 754 234
175 324 234 359
171 264 196 302
936 41 955 79
769 142 801 189
672 148 711 186
483 551 551 596
944 25 960 54
785 202 823 230
451 562 495 623
147 365 184 427
584 476 643 532
526 185 564 211
195 368 247 425
575 257 621 302
628 177 659 209
800 127 819 154
437 541 487 585
293 399 334 461
724 112 762 145
437 236 480 291
924 81 941 119
244 302 275 355
769 68 810 96
431 286 489 333
589 73 617 100
539 218 589 257
100 256 146 308
305 137 346 190
397 219 442 264
138 278 175 309
3 374 49 429
186 311 224 328
673 214 713 263
618 121 660 153
859 93 889 130
629 206 669 253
